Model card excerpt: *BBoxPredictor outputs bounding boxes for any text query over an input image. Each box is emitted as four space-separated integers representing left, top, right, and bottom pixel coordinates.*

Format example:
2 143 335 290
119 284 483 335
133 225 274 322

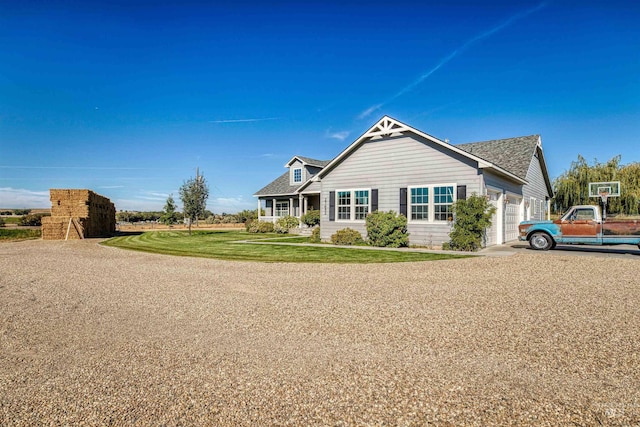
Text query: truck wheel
529 232 553 251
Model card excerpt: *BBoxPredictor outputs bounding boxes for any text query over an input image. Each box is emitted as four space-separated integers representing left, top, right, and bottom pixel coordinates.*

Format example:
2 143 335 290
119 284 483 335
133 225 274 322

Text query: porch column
257 199 261 221
272 198 276 223
299 194 304 227
289 197 293 217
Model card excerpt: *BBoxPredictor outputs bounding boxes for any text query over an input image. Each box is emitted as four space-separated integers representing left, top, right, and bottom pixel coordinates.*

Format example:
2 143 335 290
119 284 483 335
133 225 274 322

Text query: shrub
445 194 496 251
247 220 275 233
19 213 49 226
309 227 321 243
331 228 364 245
259 221 275 233
274 215 299 234
301 210 320 227
0 217 5 227
365 210 409 248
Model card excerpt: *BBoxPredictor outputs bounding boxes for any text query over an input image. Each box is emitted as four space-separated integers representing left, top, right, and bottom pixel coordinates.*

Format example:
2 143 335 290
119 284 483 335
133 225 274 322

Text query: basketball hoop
589 181 620 222
599 190 609 205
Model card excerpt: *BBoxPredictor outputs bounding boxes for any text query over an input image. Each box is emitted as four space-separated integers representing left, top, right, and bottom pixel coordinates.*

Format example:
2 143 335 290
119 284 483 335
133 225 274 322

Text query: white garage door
505 196 521 242
485 192 501 247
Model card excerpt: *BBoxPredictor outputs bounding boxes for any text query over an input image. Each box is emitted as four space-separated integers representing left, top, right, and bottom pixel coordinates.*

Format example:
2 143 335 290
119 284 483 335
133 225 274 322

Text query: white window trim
275 201 289 217
408 183 456 223
292 168 303 184
335 188 371 222
530 197 537 218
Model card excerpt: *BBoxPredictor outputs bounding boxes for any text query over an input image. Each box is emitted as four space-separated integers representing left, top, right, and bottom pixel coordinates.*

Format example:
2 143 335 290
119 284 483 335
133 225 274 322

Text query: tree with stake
179 169 209 235
160 194 178 226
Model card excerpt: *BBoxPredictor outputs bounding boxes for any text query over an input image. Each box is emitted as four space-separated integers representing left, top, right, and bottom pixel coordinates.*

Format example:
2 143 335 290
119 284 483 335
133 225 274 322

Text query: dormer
285 156 331 187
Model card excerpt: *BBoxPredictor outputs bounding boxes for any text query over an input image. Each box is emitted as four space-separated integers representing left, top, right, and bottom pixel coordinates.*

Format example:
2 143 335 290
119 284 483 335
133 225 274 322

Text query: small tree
365 210 409 248
446 194 496 251
179 169 209 235
160 194 178 225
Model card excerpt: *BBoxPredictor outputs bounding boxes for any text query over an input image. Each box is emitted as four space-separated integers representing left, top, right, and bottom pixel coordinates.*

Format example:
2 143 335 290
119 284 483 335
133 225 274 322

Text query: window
434 186 454 221
293 168 302 183
574 208 595 220
410 187 429 220
275 201 289 217
354 190 369 220
336 189 370 221
408 184 455 222
337 191 351 220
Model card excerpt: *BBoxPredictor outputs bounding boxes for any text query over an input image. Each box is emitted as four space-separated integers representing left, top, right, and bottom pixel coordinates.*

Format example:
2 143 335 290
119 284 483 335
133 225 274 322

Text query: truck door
561 207 600 237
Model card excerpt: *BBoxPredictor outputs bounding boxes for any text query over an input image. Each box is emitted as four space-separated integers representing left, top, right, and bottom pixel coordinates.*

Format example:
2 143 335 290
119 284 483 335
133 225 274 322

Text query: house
254 116 553 247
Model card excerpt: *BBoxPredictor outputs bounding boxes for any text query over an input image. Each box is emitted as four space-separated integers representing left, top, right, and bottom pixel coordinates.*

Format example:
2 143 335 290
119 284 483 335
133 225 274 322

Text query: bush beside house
365 210 409 248
444 194 496 251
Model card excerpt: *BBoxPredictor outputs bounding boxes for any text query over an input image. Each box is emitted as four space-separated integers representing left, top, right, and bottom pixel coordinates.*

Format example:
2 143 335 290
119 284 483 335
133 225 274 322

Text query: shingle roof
295 156 331 167
253 171 299 196
256 156 332 196
456 135 540 180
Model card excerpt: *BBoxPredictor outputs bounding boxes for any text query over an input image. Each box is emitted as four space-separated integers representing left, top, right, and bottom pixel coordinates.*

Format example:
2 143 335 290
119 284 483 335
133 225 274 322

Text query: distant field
0 228 41 241
1 217 22 225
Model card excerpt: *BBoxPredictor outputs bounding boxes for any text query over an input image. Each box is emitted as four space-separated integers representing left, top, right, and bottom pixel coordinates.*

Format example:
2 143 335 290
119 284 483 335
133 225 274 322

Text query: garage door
504 196 521 242
485 192 501 247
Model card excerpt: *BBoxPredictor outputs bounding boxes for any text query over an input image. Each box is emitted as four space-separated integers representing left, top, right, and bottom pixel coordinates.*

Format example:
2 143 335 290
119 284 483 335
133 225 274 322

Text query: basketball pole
600 193 608 221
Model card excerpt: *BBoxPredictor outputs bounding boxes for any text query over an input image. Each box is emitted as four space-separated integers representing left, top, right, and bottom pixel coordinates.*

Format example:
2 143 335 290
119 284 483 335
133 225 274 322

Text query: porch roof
253 171 300 197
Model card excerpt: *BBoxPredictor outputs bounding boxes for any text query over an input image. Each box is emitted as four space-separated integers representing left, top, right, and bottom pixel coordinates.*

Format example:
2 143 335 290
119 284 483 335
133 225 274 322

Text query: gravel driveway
1 239 639 425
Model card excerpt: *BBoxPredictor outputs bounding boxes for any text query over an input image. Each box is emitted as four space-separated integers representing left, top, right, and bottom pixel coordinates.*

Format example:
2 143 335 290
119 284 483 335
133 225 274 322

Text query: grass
102 230 468 263
1 217 22 225
0 228 41 241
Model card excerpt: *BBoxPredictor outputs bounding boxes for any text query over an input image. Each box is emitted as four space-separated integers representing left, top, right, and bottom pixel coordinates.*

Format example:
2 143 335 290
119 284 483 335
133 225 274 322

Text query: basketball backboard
588 181 621 198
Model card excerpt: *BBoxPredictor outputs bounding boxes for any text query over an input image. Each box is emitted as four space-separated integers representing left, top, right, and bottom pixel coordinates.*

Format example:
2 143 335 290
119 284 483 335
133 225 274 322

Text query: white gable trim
317 116 526 184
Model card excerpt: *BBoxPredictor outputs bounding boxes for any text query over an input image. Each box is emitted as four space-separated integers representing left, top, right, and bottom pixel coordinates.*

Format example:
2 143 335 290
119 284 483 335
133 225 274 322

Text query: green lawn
102 230 467 263
0 228 41 241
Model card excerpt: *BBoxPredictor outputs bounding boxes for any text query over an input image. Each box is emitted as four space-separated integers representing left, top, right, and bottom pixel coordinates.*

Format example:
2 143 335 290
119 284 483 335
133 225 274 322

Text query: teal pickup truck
518 205 640 250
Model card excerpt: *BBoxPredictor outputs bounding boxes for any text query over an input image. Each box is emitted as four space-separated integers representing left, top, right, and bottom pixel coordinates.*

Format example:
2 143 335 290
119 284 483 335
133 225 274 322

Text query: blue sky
1 1 638 212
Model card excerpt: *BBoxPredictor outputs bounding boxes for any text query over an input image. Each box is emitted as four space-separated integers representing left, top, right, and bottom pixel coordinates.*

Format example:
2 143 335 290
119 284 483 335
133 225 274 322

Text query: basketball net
599 191 609 205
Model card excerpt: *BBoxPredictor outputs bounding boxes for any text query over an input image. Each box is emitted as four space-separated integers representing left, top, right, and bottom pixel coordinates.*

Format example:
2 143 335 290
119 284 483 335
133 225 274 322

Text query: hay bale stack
42 189 116 240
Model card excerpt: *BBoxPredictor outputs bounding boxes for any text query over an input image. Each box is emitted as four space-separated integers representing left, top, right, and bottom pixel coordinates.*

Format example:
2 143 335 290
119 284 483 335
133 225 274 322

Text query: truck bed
603 219 640 236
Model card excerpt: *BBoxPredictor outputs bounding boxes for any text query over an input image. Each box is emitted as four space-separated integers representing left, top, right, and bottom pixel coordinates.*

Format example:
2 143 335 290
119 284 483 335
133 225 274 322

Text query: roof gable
318 116 526 184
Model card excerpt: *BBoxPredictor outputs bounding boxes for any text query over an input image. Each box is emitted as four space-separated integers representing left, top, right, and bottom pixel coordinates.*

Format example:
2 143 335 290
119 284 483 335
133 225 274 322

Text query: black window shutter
371 189 378 212
329 191 335 221
457 185 467 200
399 188 407 216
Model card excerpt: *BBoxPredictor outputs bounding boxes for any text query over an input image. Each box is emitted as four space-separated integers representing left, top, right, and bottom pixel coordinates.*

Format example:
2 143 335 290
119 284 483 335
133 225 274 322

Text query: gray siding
523 148 550 220
319 134 483 245
302 181 321 193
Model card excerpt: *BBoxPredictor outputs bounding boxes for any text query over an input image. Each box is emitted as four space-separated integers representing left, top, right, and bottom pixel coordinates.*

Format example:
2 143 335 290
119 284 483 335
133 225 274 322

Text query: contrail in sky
208 117 280 123
359 2 547 119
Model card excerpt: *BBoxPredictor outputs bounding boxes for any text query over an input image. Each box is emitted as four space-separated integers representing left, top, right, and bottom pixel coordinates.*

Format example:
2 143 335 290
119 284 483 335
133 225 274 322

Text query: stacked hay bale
42 189 116 240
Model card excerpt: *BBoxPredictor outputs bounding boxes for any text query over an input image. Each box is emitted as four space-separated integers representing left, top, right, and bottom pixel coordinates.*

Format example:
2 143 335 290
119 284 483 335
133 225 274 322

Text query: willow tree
552 155 640 215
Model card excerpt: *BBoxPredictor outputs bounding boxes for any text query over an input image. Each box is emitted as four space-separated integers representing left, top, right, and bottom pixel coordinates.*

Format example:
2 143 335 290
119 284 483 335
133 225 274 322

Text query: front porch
257 193 320 224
